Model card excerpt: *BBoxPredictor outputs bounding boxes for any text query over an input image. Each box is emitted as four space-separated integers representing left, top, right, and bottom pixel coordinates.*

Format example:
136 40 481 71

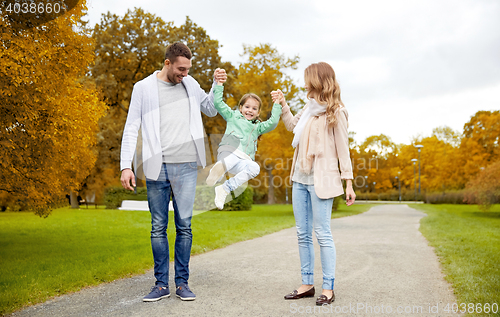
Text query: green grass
0 203 372 315
411 204 500 316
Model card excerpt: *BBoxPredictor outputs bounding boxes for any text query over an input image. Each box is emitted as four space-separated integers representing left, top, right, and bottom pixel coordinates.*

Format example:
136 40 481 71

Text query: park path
11 205 460 316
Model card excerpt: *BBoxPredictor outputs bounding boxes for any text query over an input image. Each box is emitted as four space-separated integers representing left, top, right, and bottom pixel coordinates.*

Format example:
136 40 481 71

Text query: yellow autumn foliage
0 1 107 216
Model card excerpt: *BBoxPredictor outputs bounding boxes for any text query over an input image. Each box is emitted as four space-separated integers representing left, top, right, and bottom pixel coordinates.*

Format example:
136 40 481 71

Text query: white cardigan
120 71 217 180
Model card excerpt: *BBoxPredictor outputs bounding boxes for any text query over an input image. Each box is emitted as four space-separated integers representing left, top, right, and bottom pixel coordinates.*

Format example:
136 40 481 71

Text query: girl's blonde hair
304 62 344 126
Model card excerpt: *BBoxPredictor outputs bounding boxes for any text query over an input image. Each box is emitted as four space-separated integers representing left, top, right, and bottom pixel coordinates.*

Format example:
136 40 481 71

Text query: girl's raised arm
272 89 304 131
212 77 234 121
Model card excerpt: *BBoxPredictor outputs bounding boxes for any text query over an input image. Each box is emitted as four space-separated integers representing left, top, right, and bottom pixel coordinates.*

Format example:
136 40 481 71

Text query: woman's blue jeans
146 162 197 287
292 182 336 290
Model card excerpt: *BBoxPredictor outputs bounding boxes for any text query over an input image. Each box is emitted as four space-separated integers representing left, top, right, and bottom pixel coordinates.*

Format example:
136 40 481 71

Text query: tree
88 11 233 194
465 160 500 210
257 121 295 203
0 1 107 216
234 44 301 203
432 126 461 147
355 134 398 192
169 16 237 136
234 44 301 116
458 110 500 185
87 8 173 195
463 110 500 162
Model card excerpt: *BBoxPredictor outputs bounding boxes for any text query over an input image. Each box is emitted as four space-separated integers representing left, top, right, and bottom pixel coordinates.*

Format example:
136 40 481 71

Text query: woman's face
304 81 316 99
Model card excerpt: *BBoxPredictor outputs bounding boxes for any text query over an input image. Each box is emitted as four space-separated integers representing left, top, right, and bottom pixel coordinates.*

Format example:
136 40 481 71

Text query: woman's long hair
304 62 344 126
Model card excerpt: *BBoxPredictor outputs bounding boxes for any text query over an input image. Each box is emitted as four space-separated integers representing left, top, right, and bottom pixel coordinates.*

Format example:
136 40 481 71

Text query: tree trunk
70 191 79 209
266 165 275 205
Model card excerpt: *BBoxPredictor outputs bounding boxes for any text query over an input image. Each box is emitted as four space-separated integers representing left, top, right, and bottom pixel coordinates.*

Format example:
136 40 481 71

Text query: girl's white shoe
206 161 225 186
214 185 229 210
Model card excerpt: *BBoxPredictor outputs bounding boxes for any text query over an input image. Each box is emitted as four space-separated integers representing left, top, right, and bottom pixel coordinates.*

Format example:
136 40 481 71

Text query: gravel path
10 205 460 316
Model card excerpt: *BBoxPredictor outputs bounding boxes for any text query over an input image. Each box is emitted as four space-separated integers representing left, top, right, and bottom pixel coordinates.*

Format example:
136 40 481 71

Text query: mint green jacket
214 85 282 160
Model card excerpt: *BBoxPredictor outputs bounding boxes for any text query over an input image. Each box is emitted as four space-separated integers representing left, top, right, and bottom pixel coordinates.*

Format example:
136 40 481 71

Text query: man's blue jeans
292 182 336 290
146 162 198 287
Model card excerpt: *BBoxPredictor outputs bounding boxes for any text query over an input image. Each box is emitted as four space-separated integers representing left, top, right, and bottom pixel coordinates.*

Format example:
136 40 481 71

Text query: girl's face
239 98 260 121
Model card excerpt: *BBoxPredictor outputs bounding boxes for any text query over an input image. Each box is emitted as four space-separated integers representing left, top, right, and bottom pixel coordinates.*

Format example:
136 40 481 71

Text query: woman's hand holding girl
271 89 286 106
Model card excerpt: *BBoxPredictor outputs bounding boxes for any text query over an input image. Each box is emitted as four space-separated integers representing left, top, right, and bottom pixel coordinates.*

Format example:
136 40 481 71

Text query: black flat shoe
316 291 335 305
284 287 315 300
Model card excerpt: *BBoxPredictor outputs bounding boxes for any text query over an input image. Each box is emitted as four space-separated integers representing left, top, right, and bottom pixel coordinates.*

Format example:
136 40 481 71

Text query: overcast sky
85 0 500 145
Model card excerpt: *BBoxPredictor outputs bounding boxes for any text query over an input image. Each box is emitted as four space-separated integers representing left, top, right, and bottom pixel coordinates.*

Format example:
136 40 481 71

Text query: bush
194 185 253 211
104 187 148 209
193 185 214 210
105 185 254 211
425 190 469 204
464 160 500 210
354 189 424 202
224 186 254 211
332 196 344 211
355 192 379 201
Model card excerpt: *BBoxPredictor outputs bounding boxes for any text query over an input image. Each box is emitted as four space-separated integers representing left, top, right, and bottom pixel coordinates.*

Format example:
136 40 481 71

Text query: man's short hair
164 42 192 64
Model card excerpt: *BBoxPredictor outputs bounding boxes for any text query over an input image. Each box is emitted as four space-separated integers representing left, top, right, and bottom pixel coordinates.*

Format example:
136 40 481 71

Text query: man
120 42 226 302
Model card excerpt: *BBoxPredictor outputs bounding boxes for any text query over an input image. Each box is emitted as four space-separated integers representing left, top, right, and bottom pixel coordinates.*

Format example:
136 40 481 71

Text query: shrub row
104 185 253 211
426 190 470 204
104 187 148 209
355 189 424 202
354 189 500 205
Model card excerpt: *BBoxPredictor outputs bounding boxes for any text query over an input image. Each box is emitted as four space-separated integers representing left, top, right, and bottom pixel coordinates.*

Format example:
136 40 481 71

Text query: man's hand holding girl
214 68 227 85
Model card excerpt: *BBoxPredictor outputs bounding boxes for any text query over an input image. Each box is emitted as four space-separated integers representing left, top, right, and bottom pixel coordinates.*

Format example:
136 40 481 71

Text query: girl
207 79 282 209
272 62 355 305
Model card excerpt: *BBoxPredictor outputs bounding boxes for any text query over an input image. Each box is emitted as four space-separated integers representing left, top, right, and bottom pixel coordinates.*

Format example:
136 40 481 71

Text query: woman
271 62 355 306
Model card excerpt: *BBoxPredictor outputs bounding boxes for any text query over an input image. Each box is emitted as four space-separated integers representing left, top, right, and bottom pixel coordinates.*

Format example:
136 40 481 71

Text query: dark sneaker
176 284 196 301
143 286 170 302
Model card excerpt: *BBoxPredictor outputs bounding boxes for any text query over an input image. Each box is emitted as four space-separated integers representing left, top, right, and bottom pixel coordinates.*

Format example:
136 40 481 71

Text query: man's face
166 56 191 84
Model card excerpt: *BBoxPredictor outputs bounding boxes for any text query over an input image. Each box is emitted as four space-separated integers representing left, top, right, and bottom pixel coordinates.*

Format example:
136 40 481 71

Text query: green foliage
414 204 500 311
103 186 148 209
193 185 214 210
105 185 253 211
194 185 253 211
224 187 254 211
332 196 344 212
